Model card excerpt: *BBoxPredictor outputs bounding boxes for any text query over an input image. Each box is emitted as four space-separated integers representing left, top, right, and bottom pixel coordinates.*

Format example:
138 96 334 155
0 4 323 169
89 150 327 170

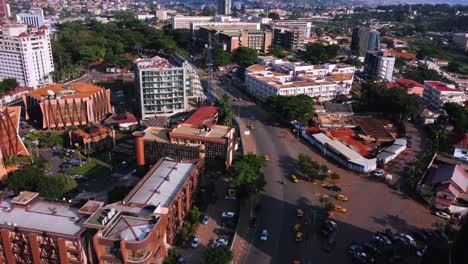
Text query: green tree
163 249 181 264
0 78 19 96
324 201 335 213
218 94 235 126
213 48 232 67
234 47 258 67
269 44 285 58
266 95 315 124
231 153 266 196
300 43 338 64
78 45 106 64
443 102 468 134
268 12 280 20
297 154 329 181
315 27 324 37
201 6 215 16
202 246 233 264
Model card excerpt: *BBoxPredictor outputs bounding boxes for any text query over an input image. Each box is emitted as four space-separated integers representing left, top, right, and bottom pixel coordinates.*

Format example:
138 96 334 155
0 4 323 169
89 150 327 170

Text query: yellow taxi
296 208 303 217
336 194 348 201
264 155 270 161
295 231 303 242
334 205 348 213
290 175 299 183
249 124 255 130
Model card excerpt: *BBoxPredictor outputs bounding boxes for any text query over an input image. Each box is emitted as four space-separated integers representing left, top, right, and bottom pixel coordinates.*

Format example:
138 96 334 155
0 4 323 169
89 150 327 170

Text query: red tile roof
396 78 423 88
388 49 416 60
185 106 218 126
426 81 459 92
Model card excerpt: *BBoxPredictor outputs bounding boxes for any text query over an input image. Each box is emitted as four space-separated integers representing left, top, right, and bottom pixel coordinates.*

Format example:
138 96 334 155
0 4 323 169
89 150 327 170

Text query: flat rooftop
143 126 171 143
0 196 83 237
29 83 104 99
171 123 231 139
124 159 197 207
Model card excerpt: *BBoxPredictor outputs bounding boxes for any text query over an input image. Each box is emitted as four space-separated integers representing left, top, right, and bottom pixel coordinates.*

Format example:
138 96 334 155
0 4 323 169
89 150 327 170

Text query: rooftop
143 127 171 143
123 159 198 208
185 106 219 126
171 123 232 140
135 56 175 69
426 81 460 92
72 126 112 140
29 83 105 99
100 215 158 242
0 194 83 237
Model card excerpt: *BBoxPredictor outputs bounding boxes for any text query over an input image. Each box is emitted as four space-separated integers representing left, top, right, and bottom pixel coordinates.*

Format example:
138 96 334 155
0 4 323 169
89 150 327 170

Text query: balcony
127 251 153 264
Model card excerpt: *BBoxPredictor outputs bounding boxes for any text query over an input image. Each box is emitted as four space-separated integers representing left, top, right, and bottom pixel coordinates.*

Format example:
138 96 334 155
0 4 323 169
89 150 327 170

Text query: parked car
221 212 235 218
325 185 342 192
434 211 451 219
334 205 348 213
211 238 228 248
374 169 385 177
191 236 200 248
290 175 299 183
295 231 303 242
260 229 268 241
296 208 304 217
399 233 416 246
336 194 348 201
321 219 337 237
201 215 209 225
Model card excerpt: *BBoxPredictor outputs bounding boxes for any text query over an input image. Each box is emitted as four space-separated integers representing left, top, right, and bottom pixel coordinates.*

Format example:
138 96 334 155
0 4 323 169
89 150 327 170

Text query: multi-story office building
270 20 313 38
22 83 112 129
272 27 306 51
364 50 395 81
172 15 213 30
198 26 272 53
351 28 380 56
0 24 54 88
245 59 355 102
453 33 468 52
16 8 45 29
218 0 232 15
421 81 466 112
135 56 203 119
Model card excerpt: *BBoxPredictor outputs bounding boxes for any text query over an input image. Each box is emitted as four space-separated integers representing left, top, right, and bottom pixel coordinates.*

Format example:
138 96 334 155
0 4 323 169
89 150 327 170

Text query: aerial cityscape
0 0 467 263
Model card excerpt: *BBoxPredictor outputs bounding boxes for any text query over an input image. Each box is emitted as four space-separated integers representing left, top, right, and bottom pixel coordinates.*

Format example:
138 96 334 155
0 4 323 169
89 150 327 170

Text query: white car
211 238 228 248
191 236 200 248
201 215 209 225
221 212 235 218
399 233 416 246
374 169 385 177
435 211 451 219
260 229 268 241
225 195 237 200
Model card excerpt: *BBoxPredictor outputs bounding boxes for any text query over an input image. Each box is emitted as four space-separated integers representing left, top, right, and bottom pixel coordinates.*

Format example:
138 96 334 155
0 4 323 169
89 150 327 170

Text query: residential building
16 8 45 29
394 78 424 97
22 83 112 129
140 122 236 171
104 112 138 130
218 0 231 15
185 105 219 126
419 164 468 210
351 28 380 56
191 21 259 35
421 81 465 112
0 191 90 264
198 27 272 53
122 158 203 244
69 126 114 153
272 27 305 51
0 0 8 21
453 134 468 161
0 24 54 88
453 33 468 51
364 50 395 81
245 59 355 102
418 60 440 71
135 56 203 119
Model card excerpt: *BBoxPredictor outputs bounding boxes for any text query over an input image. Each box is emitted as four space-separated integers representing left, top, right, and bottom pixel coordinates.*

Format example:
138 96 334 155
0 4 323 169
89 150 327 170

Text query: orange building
23 83 112 129
69 126 114 153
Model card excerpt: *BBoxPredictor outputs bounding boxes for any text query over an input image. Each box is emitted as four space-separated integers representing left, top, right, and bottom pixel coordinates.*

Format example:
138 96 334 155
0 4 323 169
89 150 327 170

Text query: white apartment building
245 59 355 102
135 56 203 119
172 16 214 29
270 20 313 38
16 8 45 29
421 81 466 112
0 24 54 88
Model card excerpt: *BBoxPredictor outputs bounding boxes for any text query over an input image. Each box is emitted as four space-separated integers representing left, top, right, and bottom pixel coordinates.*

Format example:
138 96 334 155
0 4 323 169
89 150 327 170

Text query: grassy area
69 157 113 177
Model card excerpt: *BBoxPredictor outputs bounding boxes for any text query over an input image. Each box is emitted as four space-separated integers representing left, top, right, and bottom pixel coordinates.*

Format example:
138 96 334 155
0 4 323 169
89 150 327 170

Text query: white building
421 81 465 112
16 8 45 29
245 59 355 102
0 24 54 88
172 16 213 30
270 20 313 38
135 56 203 119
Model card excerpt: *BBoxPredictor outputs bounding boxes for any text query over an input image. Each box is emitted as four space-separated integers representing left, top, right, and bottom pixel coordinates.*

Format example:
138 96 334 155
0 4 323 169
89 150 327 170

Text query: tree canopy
202 246 233 264
298 154 329 181
268 12 280 20
231 153 266 197
0 78 19 96
443 102 468 134
234 47 258 67
299 43 339 64
213 47 232 67
201 6 215 16
266 95 315 124
218 94 235 127
7 167 77 199
269 44 286 59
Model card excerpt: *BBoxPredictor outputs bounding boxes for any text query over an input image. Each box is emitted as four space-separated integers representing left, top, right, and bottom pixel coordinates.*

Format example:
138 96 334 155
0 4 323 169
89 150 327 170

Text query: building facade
351 28 380 56
0 24 54 88
198 27 272 53
421 81 466 112
0 0 8 21
23 83 112 129
135 56 204 119
364 50 395 81
270 20 312 38
69 126 114 153
218 0 231 15
16 8 45 29
245 59 355 102
453 33 468 52
272 27 305 51
171 15 213 30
